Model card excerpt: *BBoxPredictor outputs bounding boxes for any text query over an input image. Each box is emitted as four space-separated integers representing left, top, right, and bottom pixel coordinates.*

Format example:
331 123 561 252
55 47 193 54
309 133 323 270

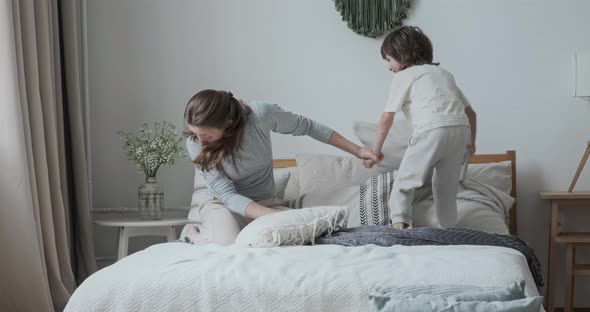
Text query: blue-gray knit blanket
316 226 543 289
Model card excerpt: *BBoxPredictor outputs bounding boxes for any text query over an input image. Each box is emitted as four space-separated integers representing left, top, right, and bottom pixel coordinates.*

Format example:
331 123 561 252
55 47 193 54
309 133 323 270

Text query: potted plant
118 121 187 219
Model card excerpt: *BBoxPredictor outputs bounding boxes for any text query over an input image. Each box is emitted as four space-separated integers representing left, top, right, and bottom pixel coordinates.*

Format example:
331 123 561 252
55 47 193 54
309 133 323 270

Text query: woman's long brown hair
184 89 251 171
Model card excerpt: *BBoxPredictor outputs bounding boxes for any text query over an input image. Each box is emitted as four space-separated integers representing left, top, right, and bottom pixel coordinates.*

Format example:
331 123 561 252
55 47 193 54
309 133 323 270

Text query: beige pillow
288 172 510 234
295 154 380 196
283 168 300 200
273 168 292 199
466 161 512 195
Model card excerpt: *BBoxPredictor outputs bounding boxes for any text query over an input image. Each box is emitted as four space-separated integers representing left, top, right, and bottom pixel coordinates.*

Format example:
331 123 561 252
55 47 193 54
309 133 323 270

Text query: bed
66 151 545 312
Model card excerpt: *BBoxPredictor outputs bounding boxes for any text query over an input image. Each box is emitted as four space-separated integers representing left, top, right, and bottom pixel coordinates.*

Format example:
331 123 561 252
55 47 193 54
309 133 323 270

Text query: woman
184 89 379 245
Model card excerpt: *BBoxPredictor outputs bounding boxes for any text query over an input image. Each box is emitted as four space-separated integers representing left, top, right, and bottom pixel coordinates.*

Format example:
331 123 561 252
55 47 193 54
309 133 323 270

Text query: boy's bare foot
392 222 410 230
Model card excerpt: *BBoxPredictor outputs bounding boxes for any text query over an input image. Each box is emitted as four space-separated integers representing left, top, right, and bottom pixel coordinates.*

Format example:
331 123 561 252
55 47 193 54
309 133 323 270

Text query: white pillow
466 161 512 195
353 118 413 172
235 206 348 247
295 154 380 196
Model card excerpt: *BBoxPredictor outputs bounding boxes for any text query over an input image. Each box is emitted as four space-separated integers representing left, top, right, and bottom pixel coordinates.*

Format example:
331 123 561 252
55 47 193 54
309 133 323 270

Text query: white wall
86 0 590 305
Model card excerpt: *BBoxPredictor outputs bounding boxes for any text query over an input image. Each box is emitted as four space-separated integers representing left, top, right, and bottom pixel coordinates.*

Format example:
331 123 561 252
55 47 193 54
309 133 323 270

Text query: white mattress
66 242 544 312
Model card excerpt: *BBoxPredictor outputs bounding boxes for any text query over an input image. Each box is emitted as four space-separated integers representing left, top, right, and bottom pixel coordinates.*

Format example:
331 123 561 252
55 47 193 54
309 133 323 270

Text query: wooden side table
94 217 189 260
540 192 590 312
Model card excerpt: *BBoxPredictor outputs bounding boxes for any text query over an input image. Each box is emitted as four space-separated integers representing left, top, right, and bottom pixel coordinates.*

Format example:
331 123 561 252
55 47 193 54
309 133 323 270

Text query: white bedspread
65 242 543 312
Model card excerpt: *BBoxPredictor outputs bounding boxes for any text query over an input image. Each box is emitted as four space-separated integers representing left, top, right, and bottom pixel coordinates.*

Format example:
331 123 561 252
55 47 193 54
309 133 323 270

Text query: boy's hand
375 150 384 162
467 143 476 155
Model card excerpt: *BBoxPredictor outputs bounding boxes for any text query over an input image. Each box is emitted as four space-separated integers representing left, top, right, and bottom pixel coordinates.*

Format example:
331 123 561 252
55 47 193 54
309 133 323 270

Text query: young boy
367 26 477 229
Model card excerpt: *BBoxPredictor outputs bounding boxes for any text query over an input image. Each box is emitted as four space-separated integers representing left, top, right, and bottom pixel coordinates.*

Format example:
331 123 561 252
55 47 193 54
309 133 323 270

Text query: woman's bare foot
392 222 410 230
187 224 200 234
180 224 200 243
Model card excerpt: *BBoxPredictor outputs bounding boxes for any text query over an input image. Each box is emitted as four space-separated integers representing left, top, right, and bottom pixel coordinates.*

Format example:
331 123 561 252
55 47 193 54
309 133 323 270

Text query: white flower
117 121 188 178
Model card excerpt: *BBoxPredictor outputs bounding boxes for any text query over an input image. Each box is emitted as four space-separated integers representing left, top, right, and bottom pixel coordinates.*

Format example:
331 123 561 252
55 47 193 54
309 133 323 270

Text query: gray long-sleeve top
186 102 334 216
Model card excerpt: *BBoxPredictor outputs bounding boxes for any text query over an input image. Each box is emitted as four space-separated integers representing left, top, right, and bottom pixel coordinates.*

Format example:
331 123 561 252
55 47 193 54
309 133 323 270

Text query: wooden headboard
273 151 517 235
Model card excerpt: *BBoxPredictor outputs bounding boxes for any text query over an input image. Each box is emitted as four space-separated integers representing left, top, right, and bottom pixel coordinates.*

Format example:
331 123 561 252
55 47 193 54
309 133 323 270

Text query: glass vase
138 177 163 219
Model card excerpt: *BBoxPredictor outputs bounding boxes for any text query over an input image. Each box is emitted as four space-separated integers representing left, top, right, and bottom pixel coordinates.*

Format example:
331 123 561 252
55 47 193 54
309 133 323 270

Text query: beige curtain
1 1 96 311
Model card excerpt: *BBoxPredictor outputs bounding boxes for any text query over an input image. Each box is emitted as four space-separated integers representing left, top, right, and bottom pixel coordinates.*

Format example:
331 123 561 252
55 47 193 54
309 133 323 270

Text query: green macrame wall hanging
334 0 411 38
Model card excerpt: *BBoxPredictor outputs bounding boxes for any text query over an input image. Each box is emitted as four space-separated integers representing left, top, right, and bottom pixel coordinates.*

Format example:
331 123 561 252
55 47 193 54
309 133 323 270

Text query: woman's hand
244 201 280 219
327 132 384 164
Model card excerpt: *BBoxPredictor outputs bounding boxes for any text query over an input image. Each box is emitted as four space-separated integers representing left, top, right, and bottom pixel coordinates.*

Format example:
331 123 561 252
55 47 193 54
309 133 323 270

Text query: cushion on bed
371 280 527 301
369 281 542 312
283 168 300 200
273 168 292 199
295 154 380 196
293 153 512 200
370 294 542 312
466 161 512 195
289 171 393 227
289 172 510 233
235 206 348 247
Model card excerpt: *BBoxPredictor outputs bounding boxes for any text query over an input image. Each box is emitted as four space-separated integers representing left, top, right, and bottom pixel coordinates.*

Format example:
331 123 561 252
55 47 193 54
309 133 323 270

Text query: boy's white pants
389 125 470 228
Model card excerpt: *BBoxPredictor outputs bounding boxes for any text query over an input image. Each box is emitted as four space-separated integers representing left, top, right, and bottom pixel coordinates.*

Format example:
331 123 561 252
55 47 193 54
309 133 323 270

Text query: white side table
94 217 189 260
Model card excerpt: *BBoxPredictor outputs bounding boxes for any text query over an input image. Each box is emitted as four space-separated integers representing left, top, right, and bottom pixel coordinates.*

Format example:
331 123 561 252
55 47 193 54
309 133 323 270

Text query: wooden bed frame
273 151 517 235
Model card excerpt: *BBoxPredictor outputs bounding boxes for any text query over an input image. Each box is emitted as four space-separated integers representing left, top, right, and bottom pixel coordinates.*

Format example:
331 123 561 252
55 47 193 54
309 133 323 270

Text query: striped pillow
288 171 395 227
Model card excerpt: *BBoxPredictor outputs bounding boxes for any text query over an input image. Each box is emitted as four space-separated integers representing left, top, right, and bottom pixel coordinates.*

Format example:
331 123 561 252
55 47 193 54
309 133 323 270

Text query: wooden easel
568 141 590 192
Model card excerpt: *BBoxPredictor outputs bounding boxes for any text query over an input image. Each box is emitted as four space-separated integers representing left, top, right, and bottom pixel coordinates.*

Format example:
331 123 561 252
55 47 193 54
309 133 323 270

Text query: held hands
357 147 383 169
363 156 384 168
356 146 379 162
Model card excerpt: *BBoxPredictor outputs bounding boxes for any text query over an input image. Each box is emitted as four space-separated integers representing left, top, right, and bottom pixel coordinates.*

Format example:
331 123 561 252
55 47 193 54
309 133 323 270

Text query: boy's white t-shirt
384 64 470 134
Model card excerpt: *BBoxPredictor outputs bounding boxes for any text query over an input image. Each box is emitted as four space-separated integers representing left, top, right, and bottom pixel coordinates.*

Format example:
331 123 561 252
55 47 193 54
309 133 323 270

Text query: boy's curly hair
380 26 438 70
